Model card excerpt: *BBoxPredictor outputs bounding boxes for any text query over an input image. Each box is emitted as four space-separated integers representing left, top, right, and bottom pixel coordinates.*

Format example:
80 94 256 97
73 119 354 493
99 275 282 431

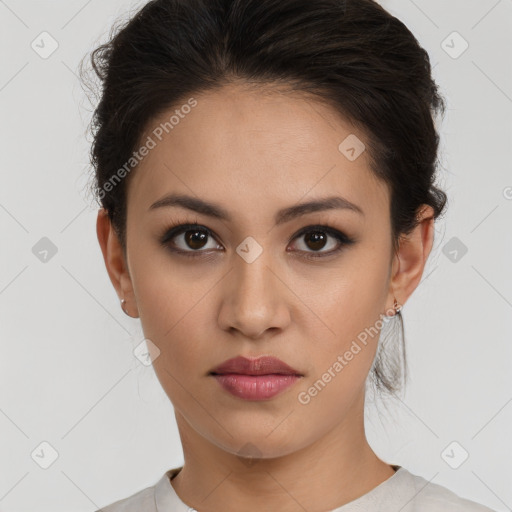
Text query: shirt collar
155 467 196 511
154 465 412 512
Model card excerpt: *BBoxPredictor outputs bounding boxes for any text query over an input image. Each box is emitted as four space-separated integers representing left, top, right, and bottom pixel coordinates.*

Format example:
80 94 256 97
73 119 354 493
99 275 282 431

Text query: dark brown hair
81 0 448 398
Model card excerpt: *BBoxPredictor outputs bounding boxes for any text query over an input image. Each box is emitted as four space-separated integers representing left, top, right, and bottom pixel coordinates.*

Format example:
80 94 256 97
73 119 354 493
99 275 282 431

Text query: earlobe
387 205 435 312
96 208 139 318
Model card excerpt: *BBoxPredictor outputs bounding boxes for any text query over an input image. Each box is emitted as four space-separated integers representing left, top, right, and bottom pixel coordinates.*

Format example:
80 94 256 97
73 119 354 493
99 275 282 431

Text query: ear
387 205 435 313
96 208 139 318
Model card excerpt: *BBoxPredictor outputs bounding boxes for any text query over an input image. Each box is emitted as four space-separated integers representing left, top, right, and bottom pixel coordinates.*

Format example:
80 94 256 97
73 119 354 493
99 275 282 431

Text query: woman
84 0 496 510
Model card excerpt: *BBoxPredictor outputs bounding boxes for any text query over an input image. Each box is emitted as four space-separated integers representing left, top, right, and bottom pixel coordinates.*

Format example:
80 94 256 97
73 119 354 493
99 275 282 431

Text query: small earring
393 297 402 315
120 299 129 316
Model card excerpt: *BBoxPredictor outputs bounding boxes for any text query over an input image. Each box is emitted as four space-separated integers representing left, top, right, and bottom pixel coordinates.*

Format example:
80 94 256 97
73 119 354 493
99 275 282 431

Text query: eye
160 222 222 258
288 225 356 259
159 222 356 259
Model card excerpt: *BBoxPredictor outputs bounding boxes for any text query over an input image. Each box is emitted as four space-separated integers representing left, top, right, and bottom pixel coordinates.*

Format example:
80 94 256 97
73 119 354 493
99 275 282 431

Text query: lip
209 356 303 401
212 374 301 400
210 355 302 376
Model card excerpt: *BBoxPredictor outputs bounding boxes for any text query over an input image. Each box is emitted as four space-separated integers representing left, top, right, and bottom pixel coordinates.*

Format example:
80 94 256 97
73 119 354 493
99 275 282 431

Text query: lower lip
211 373 301 400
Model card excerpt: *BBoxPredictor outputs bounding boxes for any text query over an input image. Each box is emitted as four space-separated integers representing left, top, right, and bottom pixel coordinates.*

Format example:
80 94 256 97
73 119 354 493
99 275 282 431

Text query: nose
217 250 291 340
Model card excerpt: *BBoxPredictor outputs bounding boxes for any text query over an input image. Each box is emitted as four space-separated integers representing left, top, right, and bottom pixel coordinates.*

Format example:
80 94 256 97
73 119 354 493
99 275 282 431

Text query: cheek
294 282 387 425
129 246 213 338
308 250 390 335
300 252 391 383
129 253 220 376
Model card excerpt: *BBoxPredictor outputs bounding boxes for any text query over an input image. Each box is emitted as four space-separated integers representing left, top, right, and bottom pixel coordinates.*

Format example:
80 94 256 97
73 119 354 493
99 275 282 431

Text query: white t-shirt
95 465 496 511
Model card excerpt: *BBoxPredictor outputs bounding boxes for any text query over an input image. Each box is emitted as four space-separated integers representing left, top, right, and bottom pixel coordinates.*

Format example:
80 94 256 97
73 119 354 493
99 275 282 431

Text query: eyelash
159 219 356 261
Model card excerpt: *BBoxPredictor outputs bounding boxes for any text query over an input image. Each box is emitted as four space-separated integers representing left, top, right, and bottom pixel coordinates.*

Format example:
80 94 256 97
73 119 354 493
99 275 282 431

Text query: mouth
209 355 303 377
208 355 303 401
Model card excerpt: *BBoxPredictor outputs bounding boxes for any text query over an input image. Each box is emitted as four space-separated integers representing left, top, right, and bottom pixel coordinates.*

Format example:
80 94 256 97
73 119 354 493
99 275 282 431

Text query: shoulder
94 483 156 512
398 468 496 512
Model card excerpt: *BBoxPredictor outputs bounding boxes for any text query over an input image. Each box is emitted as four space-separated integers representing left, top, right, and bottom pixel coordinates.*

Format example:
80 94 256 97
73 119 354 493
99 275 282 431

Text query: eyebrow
149 193 364 224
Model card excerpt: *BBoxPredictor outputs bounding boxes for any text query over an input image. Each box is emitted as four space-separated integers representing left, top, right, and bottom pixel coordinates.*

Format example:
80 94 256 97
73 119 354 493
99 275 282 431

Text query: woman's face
105 83 406 458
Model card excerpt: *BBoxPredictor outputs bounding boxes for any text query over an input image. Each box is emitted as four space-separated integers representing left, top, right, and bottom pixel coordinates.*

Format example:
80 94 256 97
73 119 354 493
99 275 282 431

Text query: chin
209 426 312 462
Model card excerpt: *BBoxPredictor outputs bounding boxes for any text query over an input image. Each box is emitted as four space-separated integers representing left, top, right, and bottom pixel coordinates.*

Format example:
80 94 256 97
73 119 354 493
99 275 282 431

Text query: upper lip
210 356 302 376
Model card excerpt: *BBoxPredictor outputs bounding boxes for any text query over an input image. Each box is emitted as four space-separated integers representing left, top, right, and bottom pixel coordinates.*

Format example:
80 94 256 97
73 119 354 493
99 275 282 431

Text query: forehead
128 83 389 222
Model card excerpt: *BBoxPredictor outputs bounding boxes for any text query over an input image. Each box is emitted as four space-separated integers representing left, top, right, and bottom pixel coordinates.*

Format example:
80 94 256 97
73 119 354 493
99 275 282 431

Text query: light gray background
1 0 511 510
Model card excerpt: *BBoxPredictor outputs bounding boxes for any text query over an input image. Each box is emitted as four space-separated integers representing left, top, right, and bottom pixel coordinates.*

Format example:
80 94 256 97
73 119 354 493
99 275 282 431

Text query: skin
97 82 434 511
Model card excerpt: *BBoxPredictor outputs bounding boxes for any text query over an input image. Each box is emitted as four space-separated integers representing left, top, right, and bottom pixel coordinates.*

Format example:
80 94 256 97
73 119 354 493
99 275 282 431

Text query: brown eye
160 223 222 255
303 231 328 251
289 224 356 259
183 229 209 250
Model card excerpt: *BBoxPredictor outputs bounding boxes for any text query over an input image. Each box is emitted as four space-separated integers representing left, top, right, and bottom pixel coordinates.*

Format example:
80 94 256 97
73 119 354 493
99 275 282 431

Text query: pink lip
212 374 301 400
209 356 303 400
210 355 301 376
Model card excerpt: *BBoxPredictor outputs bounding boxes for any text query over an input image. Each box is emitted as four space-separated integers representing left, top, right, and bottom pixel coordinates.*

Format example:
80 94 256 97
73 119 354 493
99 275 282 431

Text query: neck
170 393 396 512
